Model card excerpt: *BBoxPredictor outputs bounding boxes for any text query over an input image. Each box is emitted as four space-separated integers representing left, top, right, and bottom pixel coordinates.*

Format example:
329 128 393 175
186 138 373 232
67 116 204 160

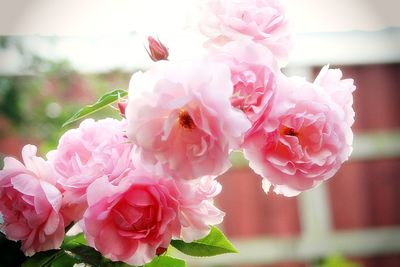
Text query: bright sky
0 0 399 73
1 0 399 35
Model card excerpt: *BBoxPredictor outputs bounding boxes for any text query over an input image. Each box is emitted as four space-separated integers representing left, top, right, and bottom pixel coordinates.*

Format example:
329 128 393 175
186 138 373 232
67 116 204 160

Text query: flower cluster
0 0 355 265
0 119 223 265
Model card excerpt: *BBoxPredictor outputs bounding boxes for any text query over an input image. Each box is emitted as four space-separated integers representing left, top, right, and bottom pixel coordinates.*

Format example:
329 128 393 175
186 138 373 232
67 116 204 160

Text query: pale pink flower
0 145 65 256
314 65 356 125
243 69 355 196
126 60 251 180
48 118 135 222
176 176 224 242
207 40 278 135
82 170 224 265
199 0 294 62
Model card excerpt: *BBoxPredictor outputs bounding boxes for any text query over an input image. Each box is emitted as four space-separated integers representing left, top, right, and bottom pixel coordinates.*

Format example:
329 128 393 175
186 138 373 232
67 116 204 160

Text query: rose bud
156 247 168 256
146 36 169 61
117 100 128 117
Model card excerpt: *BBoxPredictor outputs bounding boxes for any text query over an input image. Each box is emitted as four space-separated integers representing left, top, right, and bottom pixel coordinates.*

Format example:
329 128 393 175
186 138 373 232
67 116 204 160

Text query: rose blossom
48 118 135 222
126 60 251 180
198 0 294 62
0 145 65 256
82 170 224 265
82 175 179 265
177 176 224 242
243 67 355 196
314 65 356 125
207 40 278 135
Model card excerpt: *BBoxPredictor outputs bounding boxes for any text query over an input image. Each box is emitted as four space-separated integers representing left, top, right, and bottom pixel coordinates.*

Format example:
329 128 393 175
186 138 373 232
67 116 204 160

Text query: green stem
64 222 75 234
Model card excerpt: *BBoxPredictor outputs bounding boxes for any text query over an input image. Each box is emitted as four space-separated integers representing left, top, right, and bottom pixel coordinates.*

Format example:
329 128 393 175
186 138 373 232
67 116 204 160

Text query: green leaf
171 226 238 257
50 252 79 267
23 234 187 267
61 233 87 250
62 89 128 127
321 254 361 267
22 250 79 267
67 245 103 266
144 255 186 267
61 233 103 266
98 255 185 267
22 250 62 267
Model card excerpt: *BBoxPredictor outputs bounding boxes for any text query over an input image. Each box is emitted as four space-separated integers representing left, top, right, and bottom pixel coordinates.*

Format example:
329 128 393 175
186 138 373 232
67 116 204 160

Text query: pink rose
0 145 65 256
207 40 278 136
314 65 356 125
177 176 224 242
126 60 251 180
49 118 135 222
243 69 355 196
199 0 294 62
82 170 224 265
82 175 179 265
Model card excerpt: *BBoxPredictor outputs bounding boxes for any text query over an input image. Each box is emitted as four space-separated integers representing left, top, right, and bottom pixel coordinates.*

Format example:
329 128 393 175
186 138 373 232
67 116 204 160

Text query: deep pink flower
48 118 135 222
82 175 179 265
199 0 294 62
0 145 65 256
126 60 251 180
207 40 278 136
243 68 355 196
82 170 224 265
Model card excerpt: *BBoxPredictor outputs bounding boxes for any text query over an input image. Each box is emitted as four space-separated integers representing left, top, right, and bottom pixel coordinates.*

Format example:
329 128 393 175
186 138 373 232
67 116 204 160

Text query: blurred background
0 0 399 267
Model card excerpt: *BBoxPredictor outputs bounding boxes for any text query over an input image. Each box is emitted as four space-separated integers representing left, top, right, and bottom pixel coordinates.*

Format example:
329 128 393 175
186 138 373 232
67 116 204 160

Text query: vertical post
298 183 333 267
298 183 333 238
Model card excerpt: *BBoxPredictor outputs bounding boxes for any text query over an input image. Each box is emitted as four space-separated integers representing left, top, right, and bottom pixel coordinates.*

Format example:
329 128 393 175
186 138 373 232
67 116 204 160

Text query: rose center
178 110 196 130
280 125 299 137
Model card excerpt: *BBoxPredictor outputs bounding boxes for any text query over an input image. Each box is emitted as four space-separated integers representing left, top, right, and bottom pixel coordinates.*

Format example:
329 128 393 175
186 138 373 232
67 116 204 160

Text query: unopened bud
156 247 167 256
117 100 128 117
146 36 169 61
